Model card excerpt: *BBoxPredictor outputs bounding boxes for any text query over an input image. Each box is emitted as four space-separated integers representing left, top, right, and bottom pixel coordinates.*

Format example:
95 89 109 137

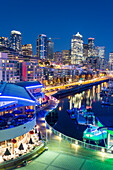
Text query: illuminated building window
2 60 5 63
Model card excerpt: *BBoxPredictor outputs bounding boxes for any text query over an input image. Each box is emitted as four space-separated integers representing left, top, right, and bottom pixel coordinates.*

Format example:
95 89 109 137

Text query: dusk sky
0 0 113 59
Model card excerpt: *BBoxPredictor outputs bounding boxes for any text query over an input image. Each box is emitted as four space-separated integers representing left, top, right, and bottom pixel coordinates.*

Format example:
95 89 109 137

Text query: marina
46 81 113 147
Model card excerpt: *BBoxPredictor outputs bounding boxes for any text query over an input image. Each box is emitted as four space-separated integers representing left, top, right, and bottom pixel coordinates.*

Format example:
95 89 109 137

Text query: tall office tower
36 34 47 60
10 30 21 51
0 37 10 48
62 50 71 65
71 32 83 65
53 51 62 64
95 46 105 60
109 52 113 64
83 44 88 60
109 52 113 70
21 44 33 56
47 39 54 61
88 38 95 57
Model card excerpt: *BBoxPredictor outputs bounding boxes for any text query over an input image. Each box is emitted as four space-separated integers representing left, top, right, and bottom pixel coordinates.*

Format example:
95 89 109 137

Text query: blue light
0 96 36 103
26 85 43 89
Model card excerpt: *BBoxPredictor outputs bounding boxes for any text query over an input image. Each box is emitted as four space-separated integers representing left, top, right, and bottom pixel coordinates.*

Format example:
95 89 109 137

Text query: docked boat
83 125 107 143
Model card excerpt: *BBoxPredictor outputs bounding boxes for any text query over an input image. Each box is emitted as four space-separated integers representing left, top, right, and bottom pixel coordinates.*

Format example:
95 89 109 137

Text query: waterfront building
88 38 95 57
47 39 54 61
62 50 71 65
0 37 10 48
71 32 84 65
36 34 47 60
0 46 23 60
21 44 33 56
53 51 62 64
10 30 21 51
17 62 43 82
0 52 19 82
0 81 45 163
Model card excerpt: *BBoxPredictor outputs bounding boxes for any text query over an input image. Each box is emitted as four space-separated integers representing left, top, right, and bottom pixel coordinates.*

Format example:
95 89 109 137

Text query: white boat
83 125 107 142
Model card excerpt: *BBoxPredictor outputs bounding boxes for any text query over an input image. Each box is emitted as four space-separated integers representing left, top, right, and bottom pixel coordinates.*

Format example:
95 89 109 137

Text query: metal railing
45 97 113 155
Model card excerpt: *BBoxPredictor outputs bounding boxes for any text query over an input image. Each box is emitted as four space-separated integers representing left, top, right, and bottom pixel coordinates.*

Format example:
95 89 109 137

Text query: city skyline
0 0 113 59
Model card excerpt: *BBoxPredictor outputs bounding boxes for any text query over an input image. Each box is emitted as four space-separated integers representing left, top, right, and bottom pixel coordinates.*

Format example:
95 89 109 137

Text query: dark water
51 82 109 142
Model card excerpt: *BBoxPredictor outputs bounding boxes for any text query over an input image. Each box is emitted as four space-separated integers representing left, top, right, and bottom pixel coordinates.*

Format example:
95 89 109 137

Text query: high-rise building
88 38 95 57
109 52 113 65
0 37 10 48
36 34 47 60
71 32 83 65
47 39 54 61
95 46 105 60
10 30 21 51
83 44 88 60
21 44 33 56
62 50 71 65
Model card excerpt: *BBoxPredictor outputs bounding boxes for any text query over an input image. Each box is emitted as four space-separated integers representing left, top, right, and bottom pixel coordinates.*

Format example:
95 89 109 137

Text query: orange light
59 107 62 111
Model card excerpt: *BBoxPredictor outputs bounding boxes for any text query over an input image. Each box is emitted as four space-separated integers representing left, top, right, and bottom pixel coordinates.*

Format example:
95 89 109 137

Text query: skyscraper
62 50 71 65
88 38 95 57
71 32 83 65
36 34 47 60
10 30 21 51
95 46 105 60
47 39 54 61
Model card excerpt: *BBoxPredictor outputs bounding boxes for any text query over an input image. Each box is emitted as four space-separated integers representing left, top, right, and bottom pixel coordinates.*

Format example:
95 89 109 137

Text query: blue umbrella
12 110 22 114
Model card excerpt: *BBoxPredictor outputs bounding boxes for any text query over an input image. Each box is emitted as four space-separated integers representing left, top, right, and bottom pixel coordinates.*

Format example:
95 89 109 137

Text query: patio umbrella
18 143 24 150
3 113 14 118
29 138 34 144
25 109 34 113
4 148 11 156
12 110 22 114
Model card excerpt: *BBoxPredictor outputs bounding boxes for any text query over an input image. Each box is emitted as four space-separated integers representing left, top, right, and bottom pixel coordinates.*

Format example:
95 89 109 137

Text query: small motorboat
83 125 107 142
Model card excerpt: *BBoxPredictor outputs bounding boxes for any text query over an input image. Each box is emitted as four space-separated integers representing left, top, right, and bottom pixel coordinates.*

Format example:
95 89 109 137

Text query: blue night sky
0 0 113 59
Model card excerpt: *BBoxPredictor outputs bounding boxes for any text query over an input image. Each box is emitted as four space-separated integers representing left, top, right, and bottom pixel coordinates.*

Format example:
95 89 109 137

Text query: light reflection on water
59 82 107 111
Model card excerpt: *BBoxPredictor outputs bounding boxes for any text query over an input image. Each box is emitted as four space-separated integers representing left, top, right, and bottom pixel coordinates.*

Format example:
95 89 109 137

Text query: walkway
18 134 113 170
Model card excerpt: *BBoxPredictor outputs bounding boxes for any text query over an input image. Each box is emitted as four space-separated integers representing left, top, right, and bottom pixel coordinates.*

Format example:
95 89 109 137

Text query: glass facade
10 30 21 51
37 34 47 60
88 38 95 57
71 32 83 65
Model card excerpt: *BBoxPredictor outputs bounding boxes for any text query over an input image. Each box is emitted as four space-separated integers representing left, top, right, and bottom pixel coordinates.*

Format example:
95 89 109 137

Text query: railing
45 97 113 155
